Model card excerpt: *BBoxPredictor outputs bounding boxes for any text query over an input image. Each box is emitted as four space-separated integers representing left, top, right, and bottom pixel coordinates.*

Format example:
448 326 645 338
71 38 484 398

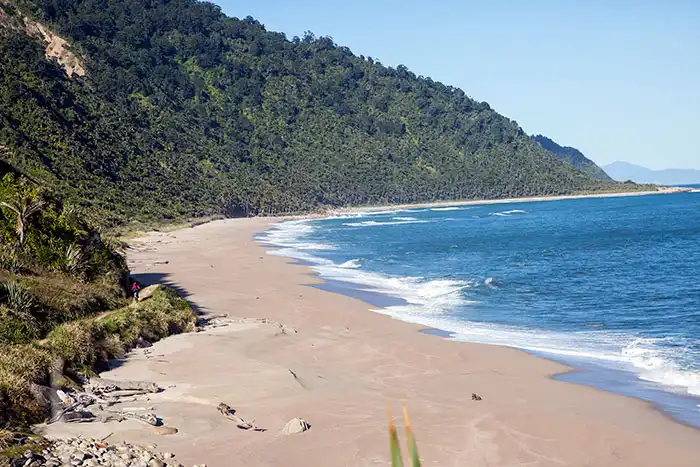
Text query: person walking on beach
130 278 141 301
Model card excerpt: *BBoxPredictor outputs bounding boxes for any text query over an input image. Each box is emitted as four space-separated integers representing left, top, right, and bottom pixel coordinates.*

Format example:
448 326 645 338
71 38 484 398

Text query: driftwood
195 314 231 331
58 404 158 426
87 377 160 394
287 369 307 389
48 377 161 426
62 410 96 423
122 410 158 426
92 409 158 426
105 389 155 398
217 403 265 431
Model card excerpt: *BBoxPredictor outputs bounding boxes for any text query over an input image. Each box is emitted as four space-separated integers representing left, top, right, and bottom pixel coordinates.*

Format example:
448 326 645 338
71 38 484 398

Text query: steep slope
604 162 700 185
0 0 632 226
532 135 611 181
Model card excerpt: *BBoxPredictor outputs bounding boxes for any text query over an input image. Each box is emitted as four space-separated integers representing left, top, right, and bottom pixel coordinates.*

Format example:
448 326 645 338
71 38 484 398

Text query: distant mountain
604 162 700 185
531 135 611 181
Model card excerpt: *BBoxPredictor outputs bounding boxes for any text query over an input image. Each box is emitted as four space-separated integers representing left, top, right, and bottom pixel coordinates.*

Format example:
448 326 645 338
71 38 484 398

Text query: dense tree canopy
0 0 636 226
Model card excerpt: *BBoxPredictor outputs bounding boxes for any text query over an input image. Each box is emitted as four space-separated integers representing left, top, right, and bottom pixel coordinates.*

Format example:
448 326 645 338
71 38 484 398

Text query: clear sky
214 0 699 170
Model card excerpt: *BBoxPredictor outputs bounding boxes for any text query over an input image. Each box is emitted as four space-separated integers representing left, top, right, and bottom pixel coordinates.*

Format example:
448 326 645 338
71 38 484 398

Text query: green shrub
0 345 52 429
0 429 12 451
0 281 43 343
20 273 126 328
0 310 38 344
57 243 86 279
0 437 49 462
0 246 26 274
46 321 95 366
99 334 125 359
0 345 51 383
1 280 37 318
95 287 195 346
0 174 128 284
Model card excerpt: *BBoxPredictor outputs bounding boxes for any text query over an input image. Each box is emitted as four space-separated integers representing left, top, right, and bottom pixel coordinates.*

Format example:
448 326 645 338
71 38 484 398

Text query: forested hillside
532 135 611 181
0 0 638 226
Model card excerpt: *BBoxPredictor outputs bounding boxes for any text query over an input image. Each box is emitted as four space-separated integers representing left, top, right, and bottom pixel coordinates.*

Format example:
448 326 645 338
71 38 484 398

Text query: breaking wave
258 220 472 317
431 206 469 211
489 209 528 217
343 220 431 227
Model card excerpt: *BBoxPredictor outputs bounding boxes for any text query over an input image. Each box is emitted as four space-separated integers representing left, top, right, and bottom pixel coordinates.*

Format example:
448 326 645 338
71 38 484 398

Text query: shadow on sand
132 272 208 316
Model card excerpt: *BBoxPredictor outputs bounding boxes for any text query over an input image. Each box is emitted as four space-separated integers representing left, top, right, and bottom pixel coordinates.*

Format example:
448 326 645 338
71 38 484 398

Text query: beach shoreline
319 186 688 217
38 216 700 466
273 249 700 432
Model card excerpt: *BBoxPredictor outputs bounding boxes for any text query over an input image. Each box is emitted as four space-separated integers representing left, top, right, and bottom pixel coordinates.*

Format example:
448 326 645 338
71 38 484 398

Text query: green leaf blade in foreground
388 406 404 467
403 405 421 467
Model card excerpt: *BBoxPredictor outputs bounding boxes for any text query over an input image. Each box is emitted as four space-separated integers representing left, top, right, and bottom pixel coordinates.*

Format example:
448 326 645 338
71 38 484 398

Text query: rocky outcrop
137 284 161 302
24 19 86 77
282 417 311 435
0 0 85 77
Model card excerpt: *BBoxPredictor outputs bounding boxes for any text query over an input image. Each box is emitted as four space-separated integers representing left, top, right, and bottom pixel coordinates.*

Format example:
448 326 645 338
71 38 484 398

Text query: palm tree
0 194 45 245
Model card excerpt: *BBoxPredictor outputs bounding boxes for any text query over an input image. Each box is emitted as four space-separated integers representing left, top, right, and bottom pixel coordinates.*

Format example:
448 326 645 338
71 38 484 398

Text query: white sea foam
259 220 472 318
445 323 700 396
338 259 361 269
343 220 431 227
362 209 403 216
393 217 418 221
373 310 700 396
622 339 700 396
318 208 429 221
489 209 528 217
357 208 430 217
259 220 336 251
309 258 473 316
259 219 700 398
325 212 366 220
431 206 468 211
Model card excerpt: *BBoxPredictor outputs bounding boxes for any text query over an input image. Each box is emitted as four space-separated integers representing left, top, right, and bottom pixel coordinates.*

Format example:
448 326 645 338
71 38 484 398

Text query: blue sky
215 0 699 170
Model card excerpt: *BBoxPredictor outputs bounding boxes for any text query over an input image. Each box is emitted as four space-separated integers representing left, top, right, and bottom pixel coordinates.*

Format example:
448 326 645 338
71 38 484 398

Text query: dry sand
40 216 700 466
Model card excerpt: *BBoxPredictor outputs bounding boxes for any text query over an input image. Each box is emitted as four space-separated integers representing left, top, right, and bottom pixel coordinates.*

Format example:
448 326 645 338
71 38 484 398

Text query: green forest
0 0 646 228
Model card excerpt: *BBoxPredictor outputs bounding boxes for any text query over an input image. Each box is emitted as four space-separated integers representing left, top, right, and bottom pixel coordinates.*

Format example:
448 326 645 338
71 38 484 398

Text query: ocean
259 189 700 427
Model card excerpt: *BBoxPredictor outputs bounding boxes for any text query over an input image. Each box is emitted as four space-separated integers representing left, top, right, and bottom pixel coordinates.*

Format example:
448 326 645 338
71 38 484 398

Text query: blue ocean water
259 190 700 426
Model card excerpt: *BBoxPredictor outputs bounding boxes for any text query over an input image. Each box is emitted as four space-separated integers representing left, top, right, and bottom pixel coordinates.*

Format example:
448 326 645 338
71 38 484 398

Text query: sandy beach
40 216 700 466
